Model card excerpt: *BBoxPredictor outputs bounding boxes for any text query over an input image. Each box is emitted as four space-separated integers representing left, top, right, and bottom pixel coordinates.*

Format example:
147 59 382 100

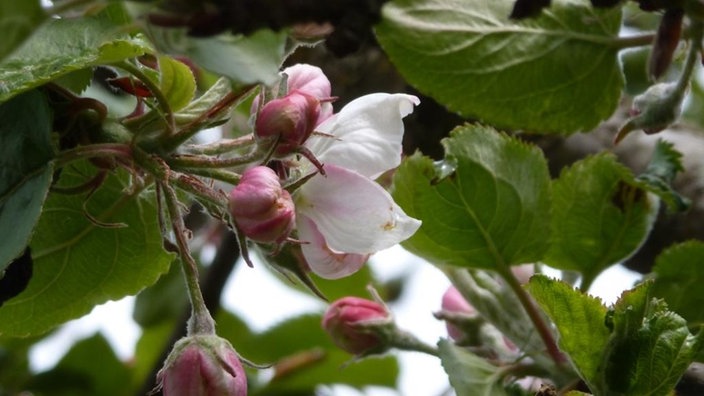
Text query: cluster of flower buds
155 335 247 396
229 64 420 280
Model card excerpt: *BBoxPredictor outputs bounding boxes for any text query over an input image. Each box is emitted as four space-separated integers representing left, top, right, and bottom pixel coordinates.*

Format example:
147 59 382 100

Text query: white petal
307 93 419 179
295 165 421 254
297 215 368 279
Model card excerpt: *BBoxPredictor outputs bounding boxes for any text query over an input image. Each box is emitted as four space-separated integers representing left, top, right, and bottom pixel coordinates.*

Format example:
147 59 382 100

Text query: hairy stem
613 33 655 49
55 143 133 167
496 266 567 365
136 230 241 396
158 86 256 153
161 180 215 335
184 135 256 156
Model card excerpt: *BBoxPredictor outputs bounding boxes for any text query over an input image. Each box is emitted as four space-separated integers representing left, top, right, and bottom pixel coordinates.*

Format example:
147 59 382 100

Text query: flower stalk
161 180 216 335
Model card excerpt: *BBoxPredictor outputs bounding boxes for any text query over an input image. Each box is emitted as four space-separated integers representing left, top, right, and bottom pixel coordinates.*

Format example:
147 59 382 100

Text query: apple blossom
155 335 247 396
251 64 421 279
322 296 391 355
292 92 422 279
229 166 295 244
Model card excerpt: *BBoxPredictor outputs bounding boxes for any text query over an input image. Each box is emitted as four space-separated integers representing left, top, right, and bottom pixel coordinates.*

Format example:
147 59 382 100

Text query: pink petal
295 165 421 255
297 215 368 279
283 64 332 99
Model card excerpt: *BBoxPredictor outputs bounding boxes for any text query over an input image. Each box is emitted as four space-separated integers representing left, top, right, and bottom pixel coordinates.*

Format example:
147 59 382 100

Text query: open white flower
293 92 422 279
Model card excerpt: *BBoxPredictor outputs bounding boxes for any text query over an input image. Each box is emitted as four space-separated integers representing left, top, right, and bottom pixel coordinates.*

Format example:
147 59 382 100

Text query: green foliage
0 162 174 336
229 314 399 394
526 275 610 392
29 333 131 396
0 90 54 272
0 5 152 103
393 124 551 270
528 276 703 395
377 0 623 133
158 55 196 112
0 0 46 61
145 25 287 87
438 339 509 396
544 154 658 286
634 140 690 212
601 283 701 395
651 240 704 325
132 260 188 327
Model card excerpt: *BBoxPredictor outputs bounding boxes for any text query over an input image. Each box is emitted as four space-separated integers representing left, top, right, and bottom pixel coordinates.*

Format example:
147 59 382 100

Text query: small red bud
254 91 321 157
322 297 391 355
441 286 475 341
229 167 295 244
156 335 247 396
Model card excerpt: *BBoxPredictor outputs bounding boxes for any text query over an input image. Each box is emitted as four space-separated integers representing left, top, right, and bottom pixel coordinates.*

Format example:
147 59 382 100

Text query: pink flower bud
254 91 321 157
156 335 247 396
511 264 535 285
229 166 295 244
441 286 475 341
322 297 391 355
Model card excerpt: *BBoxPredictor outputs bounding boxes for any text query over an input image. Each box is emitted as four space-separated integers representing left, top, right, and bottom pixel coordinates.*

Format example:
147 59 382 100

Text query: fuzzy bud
615 82 684 143
254 91 321 157
440 286 476 341
322 297 391 355
156 335 247 396
229 166 295 244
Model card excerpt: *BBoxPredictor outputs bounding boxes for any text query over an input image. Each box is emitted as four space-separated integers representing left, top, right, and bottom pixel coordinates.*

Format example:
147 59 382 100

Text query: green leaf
0 0 47 61
158 55 196 112
377 0 623 133
146 25 286 87
393 124 551 270
0 5 152 103
0 162 175 336
30 333 131 396
651 240 704 325
0 90 54 272
438 339 508 396
174 77 234 125
601 281 700 396
634 140 690 212
544 154 658 285
526 275 610 392
132 258 187 327
232 314 399 393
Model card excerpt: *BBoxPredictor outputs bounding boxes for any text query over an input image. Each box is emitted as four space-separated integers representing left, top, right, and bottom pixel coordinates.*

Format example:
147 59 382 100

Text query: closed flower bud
322 297 391 355
614 82 684 143
229 166 295 244
440 286 476 341
254 91 321 157
156 335 247 396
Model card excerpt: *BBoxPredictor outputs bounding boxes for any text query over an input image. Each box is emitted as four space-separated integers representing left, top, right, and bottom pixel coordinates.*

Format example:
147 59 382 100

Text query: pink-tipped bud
229 166 295 244
322 297 391 355
511 264 535 285
156 335 247 396
254 91 321 157
441 286 476 341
